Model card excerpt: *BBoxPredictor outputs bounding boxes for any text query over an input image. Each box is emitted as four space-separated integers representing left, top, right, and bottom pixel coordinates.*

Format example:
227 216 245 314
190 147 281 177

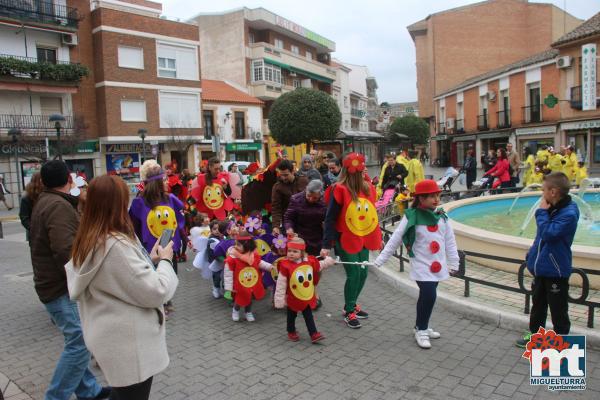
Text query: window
499 90 509 111
251 60 281 84
306 51 313 61
118 46 144 69
157 43 198 80
40 97 62 115
343 96 348 107
248 32 255 44
159 92 201 128
293 79 301 88
203 110 215 139
36 47 56 64
274 38 284 49
252 60 264 82
291 45 299 55
234 111 245 139
120 100 146 122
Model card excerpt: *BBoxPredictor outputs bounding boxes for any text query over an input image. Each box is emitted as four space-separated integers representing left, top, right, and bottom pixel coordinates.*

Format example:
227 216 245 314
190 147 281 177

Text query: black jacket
382 163 408 188
19 195 34 241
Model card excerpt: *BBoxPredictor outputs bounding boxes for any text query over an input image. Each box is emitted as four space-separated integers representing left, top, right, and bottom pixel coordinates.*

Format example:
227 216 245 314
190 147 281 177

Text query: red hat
414 179 442 196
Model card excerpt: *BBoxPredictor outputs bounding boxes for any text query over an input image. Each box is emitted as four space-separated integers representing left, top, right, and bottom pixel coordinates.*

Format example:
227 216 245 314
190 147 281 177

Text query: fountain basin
446 190 600 289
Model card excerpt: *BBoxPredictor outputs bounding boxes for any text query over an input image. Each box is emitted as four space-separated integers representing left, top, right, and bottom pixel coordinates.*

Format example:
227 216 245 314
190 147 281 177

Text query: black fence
379 214 600 329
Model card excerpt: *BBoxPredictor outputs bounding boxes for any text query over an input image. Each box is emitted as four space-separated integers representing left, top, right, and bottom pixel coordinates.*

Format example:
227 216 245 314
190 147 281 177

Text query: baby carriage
376 179 399 219
436 167 460 191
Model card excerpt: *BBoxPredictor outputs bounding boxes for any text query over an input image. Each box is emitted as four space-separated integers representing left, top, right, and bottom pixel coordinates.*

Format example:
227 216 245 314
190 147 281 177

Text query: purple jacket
284 191 326 252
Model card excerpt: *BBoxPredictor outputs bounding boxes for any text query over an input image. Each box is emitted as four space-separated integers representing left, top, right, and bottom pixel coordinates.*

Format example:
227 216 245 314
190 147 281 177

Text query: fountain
507 183 542 215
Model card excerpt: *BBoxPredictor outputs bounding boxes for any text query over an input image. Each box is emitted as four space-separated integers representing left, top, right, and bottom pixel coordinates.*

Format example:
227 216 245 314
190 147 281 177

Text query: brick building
0 0 203 202
431 11 600 173
408 0 582 163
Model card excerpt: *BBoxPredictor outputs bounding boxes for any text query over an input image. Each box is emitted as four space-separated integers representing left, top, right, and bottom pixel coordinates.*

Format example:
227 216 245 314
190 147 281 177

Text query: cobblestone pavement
1 234 599 399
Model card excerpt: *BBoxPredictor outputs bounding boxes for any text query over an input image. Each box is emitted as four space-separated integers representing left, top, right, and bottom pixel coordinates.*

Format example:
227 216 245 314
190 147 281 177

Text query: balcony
455 119 464 133
477 113 489 131
438 122 446 134
570 83 600 110
0 54 89 84
0 0 80 30
497 110 511 129
351 108 366 118
522 104 542 124
247 43 336 84
0 114 74 135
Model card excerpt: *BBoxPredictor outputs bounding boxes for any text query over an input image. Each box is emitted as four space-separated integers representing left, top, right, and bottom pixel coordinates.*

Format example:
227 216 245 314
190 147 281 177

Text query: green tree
268 88 341 147
388 115 429 146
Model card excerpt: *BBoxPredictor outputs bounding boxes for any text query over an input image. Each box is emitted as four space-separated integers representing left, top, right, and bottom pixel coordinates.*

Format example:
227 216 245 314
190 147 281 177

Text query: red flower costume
191 172 233 219
224 250 265 307
277 256 321 312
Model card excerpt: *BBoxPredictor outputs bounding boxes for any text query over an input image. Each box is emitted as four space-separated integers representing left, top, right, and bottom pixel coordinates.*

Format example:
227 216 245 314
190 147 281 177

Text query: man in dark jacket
271 159 308 236
516 172 579 347
284 179 327 256
29 161 110 400
381 154 408 189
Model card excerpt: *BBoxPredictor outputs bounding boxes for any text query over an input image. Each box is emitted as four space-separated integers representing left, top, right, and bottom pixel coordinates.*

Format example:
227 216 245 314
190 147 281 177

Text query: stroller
436 167 462 202
376 179 399 219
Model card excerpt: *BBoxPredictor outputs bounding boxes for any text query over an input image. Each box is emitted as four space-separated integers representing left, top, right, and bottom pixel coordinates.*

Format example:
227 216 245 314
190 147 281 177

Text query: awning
452 135 476 142
478 131 511 140
264 58 334 84
515 126 556 136
337 130 384 139
394 133 409 139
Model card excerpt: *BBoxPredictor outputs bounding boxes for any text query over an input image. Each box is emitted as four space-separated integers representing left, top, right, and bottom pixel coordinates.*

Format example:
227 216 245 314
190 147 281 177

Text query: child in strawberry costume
274 237 335 343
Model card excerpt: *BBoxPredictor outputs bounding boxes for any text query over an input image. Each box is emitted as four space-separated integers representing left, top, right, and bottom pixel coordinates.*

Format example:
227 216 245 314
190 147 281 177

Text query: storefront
561 119 600 171
103 143 160 184
450 134 476 168
478 131 511 155
430 134 450 167
225 142 261 162
515 126 556 156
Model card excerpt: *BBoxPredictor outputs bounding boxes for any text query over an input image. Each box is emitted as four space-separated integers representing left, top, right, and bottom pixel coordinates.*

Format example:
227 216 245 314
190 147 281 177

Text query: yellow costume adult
523 154 536 187
536 149 550 163
547 154 565 173
576 165 588 186
564 152 579 182
406 158 425 193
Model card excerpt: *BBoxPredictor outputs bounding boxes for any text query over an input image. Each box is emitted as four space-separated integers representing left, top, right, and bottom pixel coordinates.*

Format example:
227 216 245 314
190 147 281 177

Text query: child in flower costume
322 153 382 329
374 180 459 349
274 237 335 343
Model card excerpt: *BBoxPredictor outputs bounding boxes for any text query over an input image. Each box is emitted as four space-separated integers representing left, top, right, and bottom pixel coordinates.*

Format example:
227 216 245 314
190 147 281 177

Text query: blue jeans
43 294 102 400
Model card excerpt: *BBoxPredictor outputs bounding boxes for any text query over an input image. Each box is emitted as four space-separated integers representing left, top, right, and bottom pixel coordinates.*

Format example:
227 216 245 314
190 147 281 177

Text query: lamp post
8 128 22 200
138 128 147 162
48 114 65 161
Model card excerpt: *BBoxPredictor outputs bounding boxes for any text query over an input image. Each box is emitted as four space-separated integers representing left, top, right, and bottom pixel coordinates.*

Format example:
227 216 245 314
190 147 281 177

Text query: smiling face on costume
238 266 259 288
289 264 315 301
146 205 177 238
345 197 378 237
255 239 271 257
203 184 223 210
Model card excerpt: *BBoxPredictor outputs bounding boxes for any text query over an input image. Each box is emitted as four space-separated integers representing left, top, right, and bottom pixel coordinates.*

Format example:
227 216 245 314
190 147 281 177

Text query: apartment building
431 11 600 172
408 0 582 161
331 60 352 131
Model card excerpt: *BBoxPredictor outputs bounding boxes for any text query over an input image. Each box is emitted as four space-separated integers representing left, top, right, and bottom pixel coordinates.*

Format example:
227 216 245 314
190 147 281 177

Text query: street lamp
8 128 22 200
48 114 65 161
138 128 148 162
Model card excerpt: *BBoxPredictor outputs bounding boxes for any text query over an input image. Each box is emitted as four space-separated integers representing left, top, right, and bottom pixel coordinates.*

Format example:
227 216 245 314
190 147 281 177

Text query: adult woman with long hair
20 172 44 240
66 175 178 400
321 153 382 329
483 148 511 189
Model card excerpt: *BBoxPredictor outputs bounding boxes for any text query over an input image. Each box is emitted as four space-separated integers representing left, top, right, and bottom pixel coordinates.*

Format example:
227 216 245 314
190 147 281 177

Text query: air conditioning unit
289 71 297 77
253 131 262 140
556 56 572 69
446 118 455 129
61 33 78 46
487 90 497 101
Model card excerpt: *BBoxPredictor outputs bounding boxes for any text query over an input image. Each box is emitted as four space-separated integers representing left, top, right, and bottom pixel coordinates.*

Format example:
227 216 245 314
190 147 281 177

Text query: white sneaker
245 312 255 322
232 308 240 322
414 327 441 339
212 287 221 299
415 330 432 349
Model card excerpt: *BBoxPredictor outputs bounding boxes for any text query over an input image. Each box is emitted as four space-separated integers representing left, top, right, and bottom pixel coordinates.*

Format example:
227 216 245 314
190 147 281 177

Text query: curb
371 265 600 350
0 371 33 400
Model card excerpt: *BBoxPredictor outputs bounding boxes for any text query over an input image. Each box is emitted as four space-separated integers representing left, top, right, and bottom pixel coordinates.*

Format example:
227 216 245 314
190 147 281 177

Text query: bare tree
165 117 204 171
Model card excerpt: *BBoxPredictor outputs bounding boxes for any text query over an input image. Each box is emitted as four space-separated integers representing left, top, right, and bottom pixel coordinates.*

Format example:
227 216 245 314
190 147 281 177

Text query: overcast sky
162 0 599 103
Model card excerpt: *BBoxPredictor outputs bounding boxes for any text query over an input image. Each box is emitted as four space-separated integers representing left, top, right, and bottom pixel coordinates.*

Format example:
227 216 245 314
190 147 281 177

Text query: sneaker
311 332 325 343
245 312 256 322
344 312 362 329
414 327 440 339
354 304 369 319
288 332 300 342
415 330 431 349
315 297 323 310
232 308 240 322
515 331 532 348
212 287 221 299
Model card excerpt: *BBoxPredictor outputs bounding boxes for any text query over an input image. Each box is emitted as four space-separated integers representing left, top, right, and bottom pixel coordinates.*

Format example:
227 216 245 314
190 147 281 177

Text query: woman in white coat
66 175 178 400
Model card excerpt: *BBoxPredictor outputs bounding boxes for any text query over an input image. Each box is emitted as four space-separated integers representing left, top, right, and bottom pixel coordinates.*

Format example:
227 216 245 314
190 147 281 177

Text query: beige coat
65 234 178 387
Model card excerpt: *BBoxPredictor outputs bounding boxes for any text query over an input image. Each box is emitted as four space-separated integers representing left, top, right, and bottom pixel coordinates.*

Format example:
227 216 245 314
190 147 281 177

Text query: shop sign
515 126 556 136
105 143 153 153
105 153 140 178
582 44 597 111
431 135 448 141
226 142 262 151
1 142 47 156
274 15 335 49
561 119 600 131
76 140 99 154
544 94 558 108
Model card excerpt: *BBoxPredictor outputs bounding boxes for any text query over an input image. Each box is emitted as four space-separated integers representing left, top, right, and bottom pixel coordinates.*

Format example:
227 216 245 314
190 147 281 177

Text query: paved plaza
1 222 599 400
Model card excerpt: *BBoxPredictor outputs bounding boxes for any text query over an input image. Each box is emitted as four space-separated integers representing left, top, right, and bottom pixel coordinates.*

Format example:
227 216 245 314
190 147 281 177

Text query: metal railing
0 114 74 131
477 113 488 130
570 83 600 110
0 53 75 66
497 109 511 128
522 104 542 124
0 0 80 28
437 122 446 134
351 108 366 118
455 119 464 132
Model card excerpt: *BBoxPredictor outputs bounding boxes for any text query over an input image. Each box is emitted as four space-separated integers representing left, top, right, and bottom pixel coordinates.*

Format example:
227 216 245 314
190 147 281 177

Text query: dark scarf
402 207 447 257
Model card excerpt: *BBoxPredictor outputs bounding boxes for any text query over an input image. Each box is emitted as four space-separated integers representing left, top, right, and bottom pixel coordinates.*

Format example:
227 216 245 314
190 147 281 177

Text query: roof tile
553 12 600 47
201 80 264 105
